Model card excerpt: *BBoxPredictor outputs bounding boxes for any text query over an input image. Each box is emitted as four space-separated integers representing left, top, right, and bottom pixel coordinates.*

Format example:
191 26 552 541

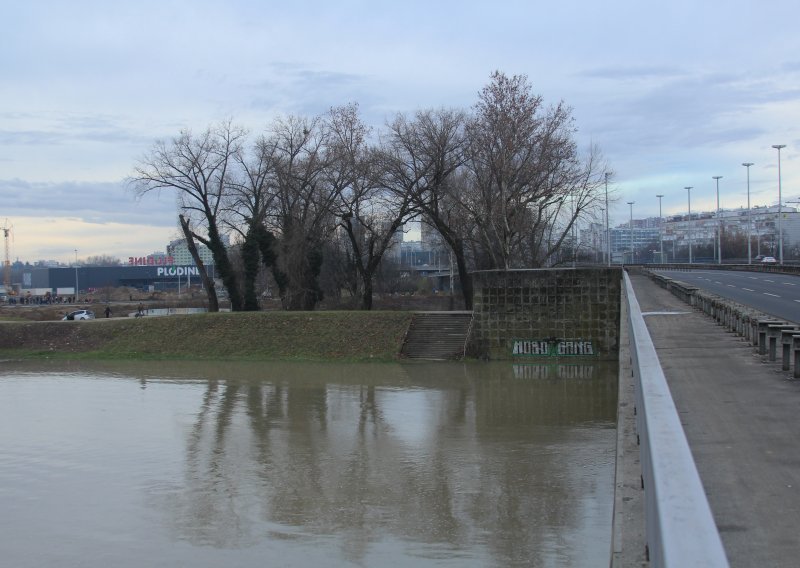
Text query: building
166 238 215 266
21 264 217 296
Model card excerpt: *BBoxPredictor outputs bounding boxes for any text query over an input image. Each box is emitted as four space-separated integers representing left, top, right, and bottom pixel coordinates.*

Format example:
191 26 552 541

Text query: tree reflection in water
150 361 616 565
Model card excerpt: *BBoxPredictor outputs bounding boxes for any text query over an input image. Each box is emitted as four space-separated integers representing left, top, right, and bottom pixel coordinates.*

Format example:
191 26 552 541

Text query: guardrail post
758 320 783 355
768 324 794 361
793 336 800 379
781 330 800 371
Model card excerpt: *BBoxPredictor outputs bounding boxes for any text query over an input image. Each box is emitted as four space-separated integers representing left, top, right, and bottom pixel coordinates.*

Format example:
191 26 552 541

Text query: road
656 269 800 323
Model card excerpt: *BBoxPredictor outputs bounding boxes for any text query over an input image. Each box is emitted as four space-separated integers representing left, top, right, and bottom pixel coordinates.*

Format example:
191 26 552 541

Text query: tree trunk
451 238 473 310
179 214 219 312
206 221 243 311
361 272 373 310
241 227 261 311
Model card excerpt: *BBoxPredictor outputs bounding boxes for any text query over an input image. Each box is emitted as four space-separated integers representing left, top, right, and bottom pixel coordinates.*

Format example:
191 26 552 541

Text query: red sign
128 256 175 266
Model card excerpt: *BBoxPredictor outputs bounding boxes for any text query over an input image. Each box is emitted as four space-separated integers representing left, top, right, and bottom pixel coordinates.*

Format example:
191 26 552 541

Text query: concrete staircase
401 311 474 360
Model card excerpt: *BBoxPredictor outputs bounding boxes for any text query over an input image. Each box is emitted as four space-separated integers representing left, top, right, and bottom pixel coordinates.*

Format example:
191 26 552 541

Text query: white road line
749 277 758 280
784 282 796 286
764 292 780 297
743 288 755 291
764 279 775 283
714 281 722 284
794 300 800 303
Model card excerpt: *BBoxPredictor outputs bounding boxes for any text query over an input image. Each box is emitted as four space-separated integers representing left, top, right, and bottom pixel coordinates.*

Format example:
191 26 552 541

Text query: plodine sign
156 266 200 277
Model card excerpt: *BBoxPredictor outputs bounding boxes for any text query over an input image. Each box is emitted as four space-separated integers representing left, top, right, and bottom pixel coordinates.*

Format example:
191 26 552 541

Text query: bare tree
384 109 474 308
330 104 417 310
263 114 340 310
462 71 607 269
225 133 280 310
130 121 245 311
84 255 122 266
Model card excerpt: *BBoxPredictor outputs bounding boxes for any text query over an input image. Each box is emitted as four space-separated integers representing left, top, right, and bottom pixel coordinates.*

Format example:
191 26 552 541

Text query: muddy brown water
0 360 617 567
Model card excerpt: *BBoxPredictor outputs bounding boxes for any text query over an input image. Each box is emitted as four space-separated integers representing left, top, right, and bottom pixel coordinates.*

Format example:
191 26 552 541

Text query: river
0 359 617 567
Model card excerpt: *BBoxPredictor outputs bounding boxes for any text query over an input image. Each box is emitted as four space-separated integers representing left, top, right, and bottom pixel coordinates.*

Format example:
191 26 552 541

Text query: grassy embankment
0 311 415 362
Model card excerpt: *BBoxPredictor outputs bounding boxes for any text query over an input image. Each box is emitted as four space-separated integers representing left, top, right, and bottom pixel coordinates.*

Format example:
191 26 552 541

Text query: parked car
62 309 95 321
761 256 777 264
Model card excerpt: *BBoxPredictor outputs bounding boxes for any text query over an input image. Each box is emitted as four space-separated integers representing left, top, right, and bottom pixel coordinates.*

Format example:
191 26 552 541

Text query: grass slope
0 311 415 362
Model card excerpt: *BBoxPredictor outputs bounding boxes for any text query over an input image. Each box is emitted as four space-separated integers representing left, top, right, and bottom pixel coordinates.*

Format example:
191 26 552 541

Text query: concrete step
401 311 474 360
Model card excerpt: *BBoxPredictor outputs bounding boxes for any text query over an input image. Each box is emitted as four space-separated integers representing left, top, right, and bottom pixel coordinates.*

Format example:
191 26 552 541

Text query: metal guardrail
623 271 729 567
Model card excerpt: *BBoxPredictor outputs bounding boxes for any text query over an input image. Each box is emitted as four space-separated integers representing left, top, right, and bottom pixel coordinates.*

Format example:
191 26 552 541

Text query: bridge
615 265 800 567
398 264 798 565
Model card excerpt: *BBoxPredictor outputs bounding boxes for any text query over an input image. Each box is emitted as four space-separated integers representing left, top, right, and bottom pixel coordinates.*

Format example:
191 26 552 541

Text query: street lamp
74 249 79 302
713 176 723 264
743 162 754 264
685 186 693 263
605 172 611 266
656 194 664 263
773 144 786 264
627 201 635 263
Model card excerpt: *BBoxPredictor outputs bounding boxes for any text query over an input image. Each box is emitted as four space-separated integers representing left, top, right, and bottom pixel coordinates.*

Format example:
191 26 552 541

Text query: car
62 309 95 321
754 255 765 261
761 256 777 264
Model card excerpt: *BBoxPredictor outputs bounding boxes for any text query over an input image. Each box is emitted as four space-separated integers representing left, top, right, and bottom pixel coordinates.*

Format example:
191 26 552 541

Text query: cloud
1 179 177 228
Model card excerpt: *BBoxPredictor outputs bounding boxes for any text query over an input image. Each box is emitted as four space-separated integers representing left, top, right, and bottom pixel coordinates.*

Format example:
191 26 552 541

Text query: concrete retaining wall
469 268 622 360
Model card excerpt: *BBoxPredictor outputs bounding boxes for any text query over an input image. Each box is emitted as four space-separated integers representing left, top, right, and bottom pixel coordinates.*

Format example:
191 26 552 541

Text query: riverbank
0 311 415 362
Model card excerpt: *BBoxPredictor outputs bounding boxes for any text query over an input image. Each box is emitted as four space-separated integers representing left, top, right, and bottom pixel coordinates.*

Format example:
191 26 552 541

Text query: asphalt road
656 269 800 323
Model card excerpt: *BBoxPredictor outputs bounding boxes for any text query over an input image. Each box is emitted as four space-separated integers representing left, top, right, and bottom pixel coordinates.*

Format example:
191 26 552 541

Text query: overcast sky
2 0 799 263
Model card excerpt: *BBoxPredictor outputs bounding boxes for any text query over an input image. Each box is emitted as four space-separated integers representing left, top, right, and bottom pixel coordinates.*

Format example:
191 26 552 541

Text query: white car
761 256 777 264
62 309 95 321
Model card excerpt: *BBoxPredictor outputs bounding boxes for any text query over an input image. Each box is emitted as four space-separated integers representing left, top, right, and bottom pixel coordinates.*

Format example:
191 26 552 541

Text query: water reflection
0 361 616 567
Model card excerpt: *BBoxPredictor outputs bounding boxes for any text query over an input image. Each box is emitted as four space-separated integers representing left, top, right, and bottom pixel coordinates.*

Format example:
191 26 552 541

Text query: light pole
713 176 723 264
74 249 79 302
605 172 611 266
656 194 664 263
743 162 754 264
627 201 635 263
773 144 786 264
685 186 693 263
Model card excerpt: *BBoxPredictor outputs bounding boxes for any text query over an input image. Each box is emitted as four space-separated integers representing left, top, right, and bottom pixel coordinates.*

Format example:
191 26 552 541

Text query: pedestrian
137 303 144 317
104 306 112 318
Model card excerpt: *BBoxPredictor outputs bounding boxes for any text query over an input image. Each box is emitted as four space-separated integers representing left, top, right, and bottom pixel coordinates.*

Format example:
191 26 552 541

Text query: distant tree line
130 72 611 311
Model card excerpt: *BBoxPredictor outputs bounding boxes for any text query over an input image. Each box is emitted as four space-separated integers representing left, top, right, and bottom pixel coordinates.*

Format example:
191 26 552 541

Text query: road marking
784 282 796 286
642 311 691 316
742 288 755 292
764 279 775 283
727 284 736 287
714 281 722 284
749 277 758 279
764 292 780 297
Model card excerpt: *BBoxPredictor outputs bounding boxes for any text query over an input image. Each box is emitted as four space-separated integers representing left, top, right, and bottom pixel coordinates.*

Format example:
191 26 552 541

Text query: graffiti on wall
512 339 595 357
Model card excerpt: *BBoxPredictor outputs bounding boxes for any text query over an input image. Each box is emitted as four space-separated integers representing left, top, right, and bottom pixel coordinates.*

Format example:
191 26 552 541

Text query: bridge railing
623 271 729 567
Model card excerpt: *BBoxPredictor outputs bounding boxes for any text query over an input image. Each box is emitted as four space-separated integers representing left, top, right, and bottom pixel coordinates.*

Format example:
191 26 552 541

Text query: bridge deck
629 273 800 567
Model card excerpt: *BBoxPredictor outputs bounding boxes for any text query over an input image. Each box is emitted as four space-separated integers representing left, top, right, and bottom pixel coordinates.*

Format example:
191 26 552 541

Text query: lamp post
713 176 723 264
656 194 664 263
627 201 635 264
605 172 611 266
773 144 786 264
743 162 754 264
74 249 79 302
685 186 693 263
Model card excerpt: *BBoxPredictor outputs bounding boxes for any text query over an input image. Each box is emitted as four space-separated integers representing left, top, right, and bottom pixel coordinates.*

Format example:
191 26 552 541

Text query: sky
2 0 800 263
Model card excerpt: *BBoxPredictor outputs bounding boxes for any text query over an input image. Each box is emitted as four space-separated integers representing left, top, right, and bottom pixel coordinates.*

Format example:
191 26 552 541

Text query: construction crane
2 220 10 294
